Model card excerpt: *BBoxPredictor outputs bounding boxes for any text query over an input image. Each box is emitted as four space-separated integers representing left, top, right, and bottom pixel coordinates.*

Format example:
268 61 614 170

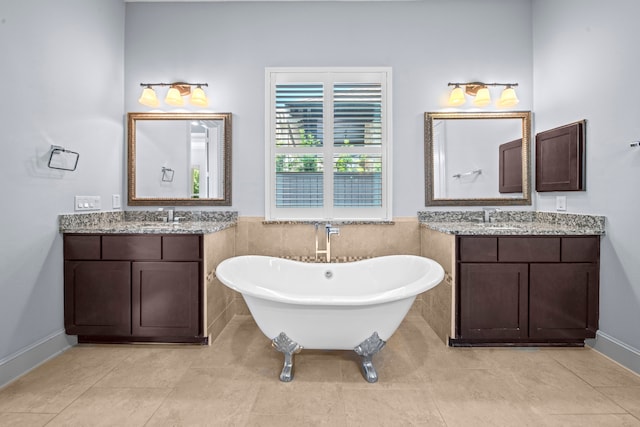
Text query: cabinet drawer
459 237 497 262
64 235 101 260
561 237 599 263
163 235 201 261
102 235 161 260
499 237 560 262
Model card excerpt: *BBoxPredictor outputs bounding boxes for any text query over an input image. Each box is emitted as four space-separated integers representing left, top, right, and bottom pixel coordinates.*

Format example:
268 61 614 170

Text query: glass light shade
189 86 209 107
448 86 466 106
138 87 159 108
498 86 519 107
165 86 184 106
473 87 491 106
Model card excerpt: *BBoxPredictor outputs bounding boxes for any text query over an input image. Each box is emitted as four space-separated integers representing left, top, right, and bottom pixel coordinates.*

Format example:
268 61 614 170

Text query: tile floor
1 314 640 426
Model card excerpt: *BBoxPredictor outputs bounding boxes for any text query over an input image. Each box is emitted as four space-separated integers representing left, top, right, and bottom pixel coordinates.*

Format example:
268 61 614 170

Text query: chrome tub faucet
315 222 340 262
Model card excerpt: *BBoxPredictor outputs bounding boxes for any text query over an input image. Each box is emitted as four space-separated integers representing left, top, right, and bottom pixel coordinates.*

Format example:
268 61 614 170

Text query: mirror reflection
128 112 232 206
425 111 531 206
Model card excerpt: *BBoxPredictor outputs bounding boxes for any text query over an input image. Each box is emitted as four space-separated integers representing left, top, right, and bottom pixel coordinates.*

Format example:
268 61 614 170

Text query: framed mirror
127 112 232 206
424 111 531 206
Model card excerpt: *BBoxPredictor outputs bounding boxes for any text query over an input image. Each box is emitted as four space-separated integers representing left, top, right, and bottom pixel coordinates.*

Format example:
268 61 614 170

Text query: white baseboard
0 330 76 389
587 330 640 376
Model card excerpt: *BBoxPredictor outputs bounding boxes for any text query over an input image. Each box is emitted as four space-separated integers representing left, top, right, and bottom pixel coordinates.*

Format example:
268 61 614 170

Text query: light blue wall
0 0 125 385
124 0 534 217
533 0 640 367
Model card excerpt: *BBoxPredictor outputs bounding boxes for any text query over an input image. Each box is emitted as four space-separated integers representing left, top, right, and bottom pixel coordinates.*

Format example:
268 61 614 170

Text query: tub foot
271 332 303 382
354 332 386 383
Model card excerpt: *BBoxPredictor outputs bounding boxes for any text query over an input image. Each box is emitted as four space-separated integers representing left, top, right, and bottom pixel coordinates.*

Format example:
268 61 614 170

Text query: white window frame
265 67 392 221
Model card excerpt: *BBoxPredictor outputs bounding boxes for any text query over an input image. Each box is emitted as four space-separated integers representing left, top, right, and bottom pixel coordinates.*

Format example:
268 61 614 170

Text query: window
265 68 392 220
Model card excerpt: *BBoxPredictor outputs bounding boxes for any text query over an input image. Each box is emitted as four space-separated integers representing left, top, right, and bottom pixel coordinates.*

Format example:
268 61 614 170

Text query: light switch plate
556 196 567 211
112 194 121 209
75 195 101 211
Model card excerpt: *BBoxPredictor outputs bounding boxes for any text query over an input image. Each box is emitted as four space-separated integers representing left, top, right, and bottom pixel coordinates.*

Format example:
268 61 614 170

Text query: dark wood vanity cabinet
64 234 203 343
64 260 131 336
455 235 599 345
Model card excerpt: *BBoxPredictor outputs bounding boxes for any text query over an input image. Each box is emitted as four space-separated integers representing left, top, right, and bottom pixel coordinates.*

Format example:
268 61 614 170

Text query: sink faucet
160 207 178 223
482 208 500 223
315 222 340 262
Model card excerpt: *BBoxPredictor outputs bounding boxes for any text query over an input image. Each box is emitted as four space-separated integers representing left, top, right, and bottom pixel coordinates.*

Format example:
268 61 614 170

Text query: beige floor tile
0 413 55 427
426 368 546 426
186 324 264 372
146 368 259 426
541 414 640 426
94 346 195 388
341 385 446 426
195 316 270 371
502 363 626 415
245 412 347 426
45 387 170 427
232 334 285 383
420 345 500 372
286 350 345 383
250 382 345 417
546 347 640 387
0 376 92 414
597 386 640 419
0 346 128 413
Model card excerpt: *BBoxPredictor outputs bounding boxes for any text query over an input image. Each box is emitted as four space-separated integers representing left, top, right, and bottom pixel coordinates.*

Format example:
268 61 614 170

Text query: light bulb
138 86 159 107
165 86 184 106
190 86 209 107
498 86 519 107
473 87 491 106
448 85 466 106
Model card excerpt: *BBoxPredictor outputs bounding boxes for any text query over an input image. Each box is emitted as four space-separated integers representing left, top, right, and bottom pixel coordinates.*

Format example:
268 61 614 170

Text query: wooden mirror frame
424 111 531 206
127 112 232 206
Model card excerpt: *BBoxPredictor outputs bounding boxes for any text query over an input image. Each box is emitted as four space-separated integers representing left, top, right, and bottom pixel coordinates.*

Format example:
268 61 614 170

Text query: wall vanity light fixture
447 82 519 108
138 82 209 108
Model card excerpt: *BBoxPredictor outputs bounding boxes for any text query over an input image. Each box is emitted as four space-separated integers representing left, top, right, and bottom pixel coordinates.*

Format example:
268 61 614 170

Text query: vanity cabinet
454 235 599 345
64 234 204 343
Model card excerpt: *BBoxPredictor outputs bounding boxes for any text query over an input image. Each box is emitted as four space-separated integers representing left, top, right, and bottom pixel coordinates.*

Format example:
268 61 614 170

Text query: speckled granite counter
59 210 237 234
418 210 605 236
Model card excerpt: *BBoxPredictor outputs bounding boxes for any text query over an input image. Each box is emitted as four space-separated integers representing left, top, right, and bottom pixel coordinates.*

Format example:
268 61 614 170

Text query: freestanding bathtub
215 255 445 382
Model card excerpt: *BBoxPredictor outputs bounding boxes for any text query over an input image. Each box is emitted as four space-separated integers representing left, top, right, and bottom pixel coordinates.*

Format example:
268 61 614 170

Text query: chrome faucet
315 222 340 262
482 207 500 223
160 207 181 223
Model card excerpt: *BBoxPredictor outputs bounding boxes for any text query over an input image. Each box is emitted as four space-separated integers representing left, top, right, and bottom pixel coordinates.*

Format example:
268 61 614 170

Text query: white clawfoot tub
215 255 445 382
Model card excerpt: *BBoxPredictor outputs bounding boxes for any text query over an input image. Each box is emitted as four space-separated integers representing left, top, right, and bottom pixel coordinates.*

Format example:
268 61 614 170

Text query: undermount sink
479 225 521 231
137 222 184 229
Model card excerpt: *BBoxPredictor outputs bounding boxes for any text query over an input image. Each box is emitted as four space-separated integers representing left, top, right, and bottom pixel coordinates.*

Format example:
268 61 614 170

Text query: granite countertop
418 211 605 236
59 210 237 235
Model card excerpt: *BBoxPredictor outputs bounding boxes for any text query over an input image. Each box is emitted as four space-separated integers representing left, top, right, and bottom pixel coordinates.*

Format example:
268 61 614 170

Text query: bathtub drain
324 270 333 279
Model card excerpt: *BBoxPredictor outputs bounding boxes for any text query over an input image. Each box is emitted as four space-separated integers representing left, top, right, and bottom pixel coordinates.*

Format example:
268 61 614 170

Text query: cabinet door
64 261 131 336
530 263 598 339
459 263 528 340
132 262 200 337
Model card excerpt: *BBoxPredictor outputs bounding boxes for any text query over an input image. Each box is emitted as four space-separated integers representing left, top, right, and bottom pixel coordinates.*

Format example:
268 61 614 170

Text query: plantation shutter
333 82 383 208
275 83 324 208
267 68 391 220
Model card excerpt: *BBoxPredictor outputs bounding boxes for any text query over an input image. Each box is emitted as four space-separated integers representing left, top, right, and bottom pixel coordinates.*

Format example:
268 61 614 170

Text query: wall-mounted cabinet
536 120 586 192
